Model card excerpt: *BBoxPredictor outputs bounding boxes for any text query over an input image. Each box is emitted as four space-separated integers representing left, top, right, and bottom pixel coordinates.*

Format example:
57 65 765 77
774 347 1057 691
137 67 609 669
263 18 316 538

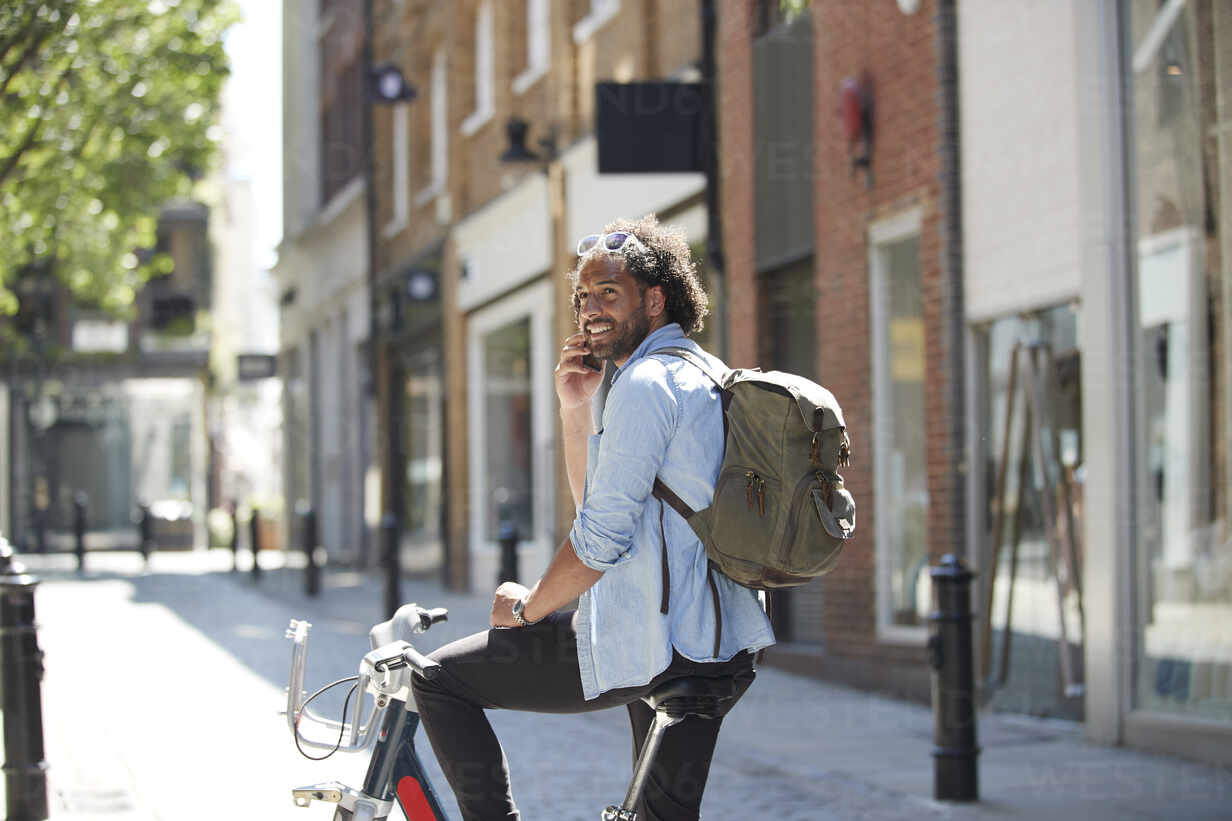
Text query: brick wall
812 0 947 668
717 1 757 369
718 0 961 692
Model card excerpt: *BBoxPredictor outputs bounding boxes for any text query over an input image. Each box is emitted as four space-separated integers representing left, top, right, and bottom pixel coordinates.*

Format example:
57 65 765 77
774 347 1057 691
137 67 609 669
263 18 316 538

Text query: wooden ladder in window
981 341 1086 698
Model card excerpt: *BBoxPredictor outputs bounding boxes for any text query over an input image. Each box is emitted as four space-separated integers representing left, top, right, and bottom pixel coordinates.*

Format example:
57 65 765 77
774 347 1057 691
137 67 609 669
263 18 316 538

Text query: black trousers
410 610 755 821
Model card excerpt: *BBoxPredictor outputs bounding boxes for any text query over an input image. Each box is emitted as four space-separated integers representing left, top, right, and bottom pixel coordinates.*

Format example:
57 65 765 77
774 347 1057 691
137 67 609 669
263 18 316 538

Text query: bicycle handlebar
285 603 449 752
400 644 443 681
369 603 448 650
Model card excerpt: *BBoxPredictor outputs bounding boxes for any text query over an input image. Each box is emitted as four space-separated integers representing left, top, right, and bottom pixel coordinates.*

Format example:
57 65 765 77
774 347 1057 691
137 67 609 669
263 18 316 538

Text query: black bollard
927 554 980 801
249 508 262 582
33 509 47 556
497 520 519 585
301 505 320 597
33 478 48 555
229 500 239 572
381 513 400 619
138 503 153 565
72 491 87 573
0 544 50 820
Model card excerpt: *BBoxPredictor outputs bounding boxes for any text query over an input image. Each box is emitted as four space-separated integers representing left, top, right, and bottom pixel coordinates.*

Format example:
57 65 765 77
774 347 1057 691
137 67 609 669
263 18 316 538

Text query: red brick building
719 0 963 700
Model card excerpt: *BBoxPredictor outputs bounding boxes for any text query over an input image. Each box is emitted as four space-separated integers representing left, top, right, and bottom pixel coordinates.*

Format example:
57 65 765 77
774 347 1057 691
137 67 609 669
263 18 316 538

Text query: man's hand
554 333 604 411
490 581 531 628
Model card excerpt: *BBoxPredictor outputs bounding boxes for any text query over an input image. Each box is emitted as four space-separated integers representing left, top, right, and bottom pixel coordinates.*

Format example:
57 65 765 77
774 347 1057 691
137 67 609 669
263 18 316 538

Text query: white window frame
513 0 551 96
572 0 619 44
381 103 409 238
416 49 448 205
461 0 495 136
868 207 928 644
466 279 556 592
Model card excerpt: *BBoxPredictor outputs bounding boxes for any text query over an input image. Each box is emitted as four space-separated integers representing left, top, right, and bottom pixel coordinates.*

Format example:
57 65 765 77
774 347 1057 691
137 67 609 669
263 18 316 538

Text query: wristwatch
511 596 540 627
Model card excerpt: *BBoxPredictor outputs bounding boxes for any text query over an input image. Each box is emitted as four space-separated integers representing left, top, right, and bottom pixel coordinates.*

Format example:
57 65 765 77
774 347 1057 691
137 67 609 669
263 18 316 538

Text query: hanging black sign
595 82 706 174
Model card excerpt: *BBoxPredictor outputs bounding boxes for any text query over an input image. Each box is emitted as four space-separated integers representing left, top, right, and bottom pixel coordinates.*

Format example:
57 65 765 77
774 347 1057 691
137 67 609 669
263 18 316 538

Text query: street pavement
4 548 1230 820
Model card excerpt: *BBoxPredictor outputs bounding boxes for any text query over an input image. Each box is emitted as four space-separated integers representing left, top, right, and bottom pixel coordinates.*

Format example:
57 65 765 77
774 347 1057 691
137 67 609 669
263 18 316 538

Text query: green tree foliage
0 0 236 317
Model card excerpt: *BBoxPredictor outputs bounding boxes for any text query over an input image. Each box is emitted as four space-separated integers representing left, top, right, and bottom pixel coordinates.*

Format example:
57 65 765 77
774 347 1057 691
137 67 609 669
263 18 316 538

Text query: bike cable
293 675 360 761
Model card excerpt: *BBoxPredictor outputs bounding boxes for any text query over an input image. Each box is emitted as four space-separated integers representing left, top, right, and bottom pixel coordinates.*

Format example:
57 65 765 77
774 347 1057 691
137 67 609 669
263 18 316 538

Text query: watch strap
512 596 538 627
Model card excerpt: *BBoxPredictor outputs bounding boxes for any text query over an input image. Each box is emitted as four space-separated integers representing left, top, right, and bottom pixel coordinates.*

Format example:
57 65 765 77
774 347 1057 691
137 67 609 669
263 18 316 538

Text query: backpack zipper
744 471 767 517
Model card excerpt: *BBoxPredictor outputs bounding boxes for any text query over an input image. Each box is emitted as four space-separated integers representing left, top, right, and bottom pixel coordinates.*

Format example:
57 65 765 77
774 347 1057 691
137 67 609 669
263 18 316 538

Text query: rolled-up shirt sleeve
570 359 679 570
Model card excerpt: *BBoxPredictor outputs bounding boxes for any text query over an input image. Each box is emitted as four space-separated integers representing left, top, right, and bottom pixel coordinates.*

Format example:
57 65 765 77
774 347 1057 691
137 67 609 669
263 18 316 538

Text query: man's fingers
556 358 592 377
556 338 595 376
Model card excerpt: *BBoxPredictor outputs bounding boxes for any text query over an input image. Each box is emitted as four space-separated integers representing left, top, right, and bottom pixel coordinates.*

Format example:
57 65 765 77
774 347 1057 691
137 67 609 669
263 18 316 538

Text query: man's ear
646 285 666 319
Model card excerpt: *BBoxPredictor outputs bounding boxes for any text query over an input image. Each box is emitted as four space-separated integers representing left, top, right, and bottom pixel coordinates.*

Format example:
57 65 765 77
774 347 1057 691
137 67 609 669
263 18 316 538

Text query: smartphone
581 353 603 373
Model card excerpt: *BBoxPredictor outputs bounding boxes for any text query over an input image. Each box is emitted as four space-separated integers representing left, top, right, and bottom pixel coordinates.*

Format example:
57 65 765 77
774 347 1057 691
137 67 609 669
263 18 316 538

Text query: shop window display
1125 0 1232 721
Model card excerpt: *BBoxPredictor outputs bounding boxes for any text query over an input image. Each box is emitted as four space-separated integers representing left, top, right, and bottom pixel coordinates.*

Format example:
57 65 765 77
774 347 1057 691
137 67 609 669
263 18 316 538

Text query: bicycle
283 603 739 821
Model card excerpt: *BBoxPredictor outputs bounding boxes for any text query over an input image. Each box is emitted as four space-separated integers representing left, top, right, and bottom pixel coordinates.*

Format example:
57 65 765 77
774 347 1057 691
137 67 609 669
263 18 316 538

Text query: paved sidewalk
6 548 1231 819
231 549 1232 820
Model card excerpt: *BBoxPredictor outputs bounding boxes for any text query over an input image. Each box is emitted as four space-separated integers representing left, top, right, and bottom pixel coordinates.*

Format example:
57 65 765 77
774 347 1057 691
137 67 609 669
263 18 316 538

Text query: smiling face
574 254 666 367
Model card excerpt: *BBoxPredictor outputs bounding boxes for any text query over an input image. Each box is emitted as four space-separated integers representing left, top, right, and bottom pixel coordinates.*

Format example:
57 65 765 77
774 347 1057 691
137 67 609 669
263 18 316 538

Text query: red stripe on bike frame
396 776 437 820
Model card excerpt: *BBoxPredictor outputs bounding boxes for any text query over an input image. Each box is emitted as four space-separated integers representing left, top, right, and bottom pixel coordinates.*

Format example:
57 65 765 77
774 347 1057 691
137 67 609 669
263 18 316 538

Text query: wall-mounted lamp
499 117 558 165
370 63 417 103
838 74 874 189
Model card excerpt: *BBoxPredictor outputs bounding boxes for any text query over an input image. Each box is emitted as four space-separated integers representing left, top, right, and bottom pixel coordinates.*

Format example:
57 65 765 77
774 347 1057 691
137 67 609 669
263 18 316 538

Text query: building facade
957 0 1231 764
366 0 714 592
277 0 375 562
277 0 1232 767
717 0 963 699
714 0 1232 767
4 201 214 552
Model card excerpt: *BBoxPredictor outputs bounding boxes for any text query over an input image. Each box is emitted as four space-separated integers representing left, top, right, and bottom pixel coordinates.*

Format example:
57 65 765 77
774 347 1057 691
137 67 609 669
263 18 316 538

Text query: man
412 214 775 821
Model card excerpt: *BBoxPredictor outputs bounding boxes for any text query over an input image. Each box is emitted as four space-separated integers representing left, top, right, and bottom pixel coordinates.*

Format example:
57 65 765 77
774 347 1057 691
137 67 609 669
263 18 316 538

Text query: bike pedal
291 782 344 807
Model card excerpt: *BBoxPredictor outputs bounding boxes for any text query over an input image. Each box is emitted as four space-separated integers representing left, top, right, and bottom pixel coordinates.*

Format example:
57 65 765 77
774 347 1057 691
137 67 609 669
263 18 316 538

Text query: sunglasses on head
576 231 647 256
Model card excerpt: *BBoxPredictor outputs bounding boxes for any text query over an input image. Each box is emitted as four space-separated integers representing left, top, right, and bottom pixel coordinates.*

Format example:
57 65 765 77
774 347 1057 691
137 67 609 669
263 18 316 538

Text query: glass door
466 280 555 591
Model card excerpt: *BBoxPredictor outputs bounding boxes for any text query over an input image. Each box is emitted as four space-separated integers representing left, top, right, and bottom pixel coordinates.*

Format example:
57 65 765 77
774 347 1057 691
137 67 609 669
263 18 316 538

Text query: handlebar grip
425 607 448 627
403 646 442 681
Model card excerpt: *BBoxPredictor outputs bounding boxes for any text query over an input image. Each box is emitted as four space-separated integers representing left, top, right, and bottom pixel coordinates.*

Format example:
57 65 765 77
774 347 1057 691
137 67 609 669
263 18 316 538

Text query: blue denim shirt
569 323 776 699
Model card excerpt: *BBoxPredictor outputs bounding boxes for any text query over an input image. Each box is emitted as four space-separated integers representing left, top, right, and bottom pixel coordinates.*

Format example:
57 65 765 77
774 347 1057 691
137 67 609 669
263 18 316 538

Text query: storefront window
403 348 444 571
1125 0 1231 721
870 217 929 635
481 318 534 544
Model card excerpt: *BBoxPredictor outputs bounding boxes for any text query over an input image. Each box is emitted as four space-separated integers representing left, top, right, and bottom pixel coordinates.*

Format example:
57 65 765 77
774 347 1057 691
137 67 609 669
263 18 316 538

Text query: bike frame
287 606 732 821
352 699 450 821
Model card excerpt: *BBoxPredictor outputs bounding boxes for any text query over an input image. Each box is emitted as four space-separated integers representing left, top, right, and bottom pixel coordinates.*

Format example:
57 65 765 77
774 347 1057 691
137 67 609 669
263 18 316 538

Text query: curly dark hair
569 213 710 336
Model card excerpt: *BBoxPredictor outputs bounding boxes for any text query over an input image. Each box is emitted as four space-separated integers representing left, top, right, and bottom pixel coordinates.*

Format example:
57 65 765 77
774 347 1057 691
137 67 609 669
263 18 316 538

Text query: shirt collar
612 323 686 383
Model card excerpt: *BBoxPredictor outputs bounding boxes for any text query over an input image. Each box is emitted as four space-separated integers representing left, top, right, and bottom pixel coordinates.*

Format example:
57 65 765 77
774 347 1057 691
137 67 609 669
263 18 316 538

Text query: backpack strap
651 345 728 389
647 345 732 520
648 347 729 656
657 501 670 615
652 478 694 519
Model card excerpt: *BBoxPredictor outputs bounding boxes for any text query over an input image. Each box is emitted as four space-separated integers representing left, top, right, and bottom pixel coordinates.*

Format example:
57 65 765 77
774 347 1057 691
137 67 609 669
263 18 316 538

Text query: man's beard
585 304 652 363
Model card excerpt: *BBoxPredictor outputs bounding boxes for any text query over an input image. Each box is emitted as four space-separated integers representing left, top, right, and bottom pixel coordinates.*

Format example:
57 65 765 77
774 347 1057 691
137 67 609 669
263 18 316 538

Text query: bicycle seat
642 676 737 720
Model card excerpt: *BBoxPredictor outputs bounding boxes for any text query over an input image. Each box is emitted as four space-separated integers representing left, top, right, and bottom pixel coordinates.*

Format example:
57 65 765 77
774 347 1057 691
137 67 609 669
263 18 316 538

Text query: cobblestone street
7 549 1230 820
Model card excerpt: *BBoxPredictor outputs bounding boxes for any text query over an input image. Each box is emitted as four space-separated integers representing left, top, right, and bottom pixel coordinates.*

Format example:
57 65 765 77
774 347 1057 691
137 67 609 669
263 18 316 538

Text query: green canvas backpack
649 347 855 650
